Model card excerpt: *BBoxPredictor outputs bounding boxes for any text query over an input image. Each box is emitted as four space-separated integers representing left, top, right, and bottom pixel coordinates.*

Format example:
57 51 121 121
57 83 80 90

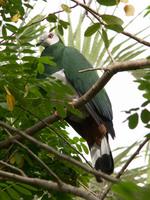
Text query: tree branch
0 114 60 148
0 120 118 183
13 140 63 185
73 59 150 108
79 59 150 73
0 170 99 200
0 160 26 177
71 0 150 47
122 31 150 47
99 137 150 200
0 59 149 151
19 106 92 168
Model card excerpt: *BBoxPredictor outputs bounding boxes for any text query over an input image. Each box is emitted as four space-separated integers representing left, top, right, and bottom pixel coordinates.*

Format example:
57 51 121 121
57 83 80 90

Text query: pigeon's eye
48 33 54 38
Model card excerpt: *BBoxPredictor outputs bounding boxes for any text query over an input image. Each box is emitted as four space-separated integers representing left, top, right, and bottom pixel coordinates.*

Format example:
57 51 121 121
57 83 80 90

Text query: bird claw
68 98 78 108
53 110 59 116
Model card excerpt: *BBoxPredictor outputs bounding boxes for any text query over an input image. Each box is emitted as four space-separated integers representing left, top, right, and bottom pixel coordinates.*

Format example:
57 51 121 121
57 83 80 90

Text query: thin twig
71 0 150 47
0 120 118 183
79 59 150 73
0 59 149 150
86 14 115 64
0 170 99 200
79 67 107 73
19 106 92 168
79 181 98 198
5 126 97 196
14 140 63 186
99 137 150 200
122 31 150 47
73 59 150 108
0 3 78 44
0 160 26 177
0 114 60 148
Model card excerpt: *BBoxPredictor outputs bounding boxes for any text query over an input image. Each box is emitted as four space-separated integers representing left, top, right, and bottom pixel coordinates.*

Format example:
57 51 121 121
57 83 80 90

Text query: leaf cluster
0 0 150 199
126 72 150 130
0 4 91 199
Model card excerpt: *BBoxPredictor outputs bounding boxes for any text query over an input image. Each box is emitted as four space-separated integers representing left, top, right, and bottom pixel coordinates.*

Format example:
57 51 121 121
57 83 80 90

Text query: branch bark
99 137 150 200
0 170 99 200
73 59 150 108
14 140 63 185
0 59 149 148
0 160 26 176
0 114 60 148
0 120 118 183
72 0 150 47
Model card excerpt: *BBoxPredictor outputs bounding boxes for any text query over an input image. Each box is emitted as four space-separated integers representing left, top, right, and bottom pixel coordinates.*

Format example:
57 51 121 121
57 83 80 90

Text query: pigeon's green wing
62 46 115 138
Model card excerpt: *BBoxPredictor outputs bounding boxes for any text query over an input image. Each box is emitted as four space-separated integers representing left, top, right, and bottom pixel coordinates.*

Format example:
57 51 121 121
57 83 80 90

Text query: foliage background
0 0 150 200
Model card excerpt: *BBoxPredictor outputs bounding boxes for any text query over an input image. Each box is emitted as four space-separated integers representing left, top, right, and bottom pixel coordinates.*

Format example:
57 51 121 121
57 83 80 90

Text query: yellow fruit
124 4 135 16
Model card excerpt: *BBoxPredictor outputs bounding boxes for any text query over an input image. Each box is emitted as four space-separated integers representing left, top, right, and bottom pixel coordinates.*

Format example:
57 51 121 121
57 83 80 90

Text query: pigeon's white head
37 32 59 47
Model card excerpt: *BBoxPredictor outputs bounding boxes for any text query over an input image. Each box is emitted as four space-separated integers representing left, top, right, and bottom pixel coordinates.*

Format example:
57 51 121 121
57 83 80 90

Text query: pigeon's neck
44 41 65 61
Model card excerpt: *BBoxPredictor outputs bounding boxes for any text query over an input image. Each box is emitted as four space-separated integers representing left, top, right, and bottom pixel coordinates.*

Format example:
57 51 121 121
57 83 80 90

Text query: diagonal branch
99 137 150 200
71 0 150 47
0 59 149 150
73 59 150 108
0 170 99 200
0 120 118 183
0 114 60 149
14 140 63 185
122 31 150 47
19 106 92 168
0 160 26 177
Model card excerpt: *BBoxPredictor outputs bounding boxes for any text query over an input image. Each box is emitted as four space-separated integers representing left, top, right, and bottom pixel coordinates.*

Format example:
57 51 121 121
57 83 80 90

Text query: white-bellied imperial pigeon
37 32 115 178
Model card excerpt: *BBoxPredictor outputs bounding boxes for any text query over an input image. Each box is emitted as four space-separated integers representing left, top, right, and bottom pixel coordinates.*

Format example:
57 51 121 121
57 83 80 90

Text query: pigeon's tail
90 135 114 180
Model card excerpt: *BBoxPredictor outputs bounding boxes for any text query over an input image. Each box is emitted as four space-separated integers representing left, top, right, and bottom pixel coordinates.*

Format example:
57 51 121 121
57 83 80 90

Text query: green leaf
58 24 64 35
113 181 150 200
84 23 100 37
124 107 139 114
145 124 150 129
76 143 82 152
24 3 33 9
141 100 150 107
145 133 150 139
7 188 20 200
46 14 57 22
112 181 138 200
22 49 35 54
0 190 11 200
97 0 119 6
37 63 45 74
81 143 89 154
141 109 150 124
128 113 139 129
2 25 7 37
19 183 37 191
105 24 123 33
5 24 18 33
22 56 36 62
0 183 7 187
13 185 32 196
59 20 70 29
143 92 150 100
101 14 123 25
102 29 109 48
38 56 55 65
73 137 79 143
